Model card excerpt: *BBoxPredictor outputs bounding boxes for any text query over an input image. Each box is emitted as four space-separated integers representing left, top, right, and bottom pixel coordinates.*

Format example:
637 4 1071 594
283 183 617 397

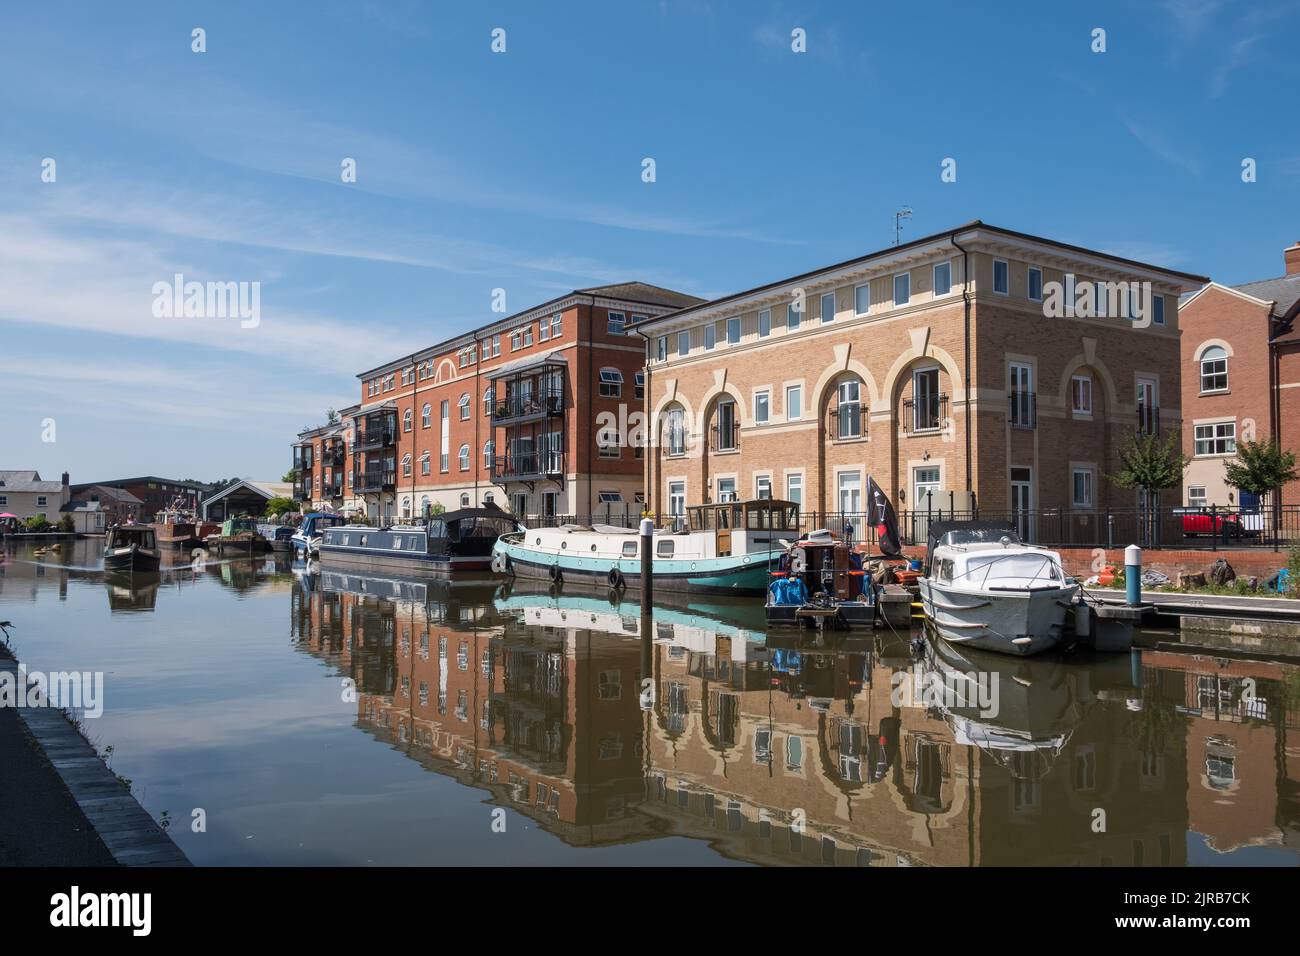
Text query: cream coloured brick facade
637 222 1205 535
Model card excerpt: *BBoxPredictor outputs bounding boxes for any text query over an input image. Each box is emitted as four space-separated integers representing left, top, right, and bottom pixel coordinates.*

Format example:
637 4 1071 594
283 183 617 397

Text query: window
1009 363 1033 427
656 336 667 362
786 473 803 505
598 368 623 398
836 378 862 439
715 400 737 451
1071 375 1093 415
756 475 772 499
421 403 431 428
854 282 870 316
1071 468 1094 508
820 292 836 324
1153 295 1165 326
717 477 737 502
657 539 675 557
677 329 690 355
458 444 470 471
608 311 626 335
550 313 562 338
440 400 449 471
726 316 741 344
483 440 494 469
893 272 911 306
598 491 622 504
786 384 802 421
704 323 716 350
635 371 645 400
1200 346 1228 392
458 393 470 420
631 314 647 331
402 453 412 478
420 451 431 476
37 495 47 508
666 406 687 456
1194 422 1236 456
912 368 941 431
787 302 801 329
483 387 493 414
1028 266 1043 302
1188 486 1207 508
538 316 550 341
402 409 413 432
758 309 771 337
754 390 770 424
598 433 620 458
668 481 686 516
993 259 1009 295
933 261 952 296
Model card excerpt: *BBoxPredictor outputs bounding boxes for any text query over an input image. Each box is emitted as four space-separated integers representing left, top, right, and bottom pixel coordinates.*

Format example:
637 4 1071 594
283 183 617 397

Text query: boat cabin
107 526 156 550
685 499 799 556
221 516 260 537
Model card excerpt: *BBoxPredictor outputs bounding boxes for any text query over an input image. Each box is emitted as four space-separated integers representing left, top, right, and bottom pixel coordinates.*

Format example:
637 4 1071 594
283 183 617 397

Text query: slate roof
61 500 102 513
0 470 65 493
1234 273 1300 318
576 282 706 310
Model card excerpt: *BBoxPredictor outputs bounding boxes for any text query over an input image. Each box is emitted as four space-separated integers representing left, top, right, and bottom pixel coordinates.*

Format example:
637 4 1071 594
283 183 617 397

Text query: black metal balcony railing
1009 390 1037 429
323 443 347 467
293 480 312 502
904 393 948 433
829 404 868 440
327 477 344 498
492 452 565 482
293 448 314 470
1137 403 1160 434
493 386 564 424
710 421 740 452
354 467 396 492
356 427 395 451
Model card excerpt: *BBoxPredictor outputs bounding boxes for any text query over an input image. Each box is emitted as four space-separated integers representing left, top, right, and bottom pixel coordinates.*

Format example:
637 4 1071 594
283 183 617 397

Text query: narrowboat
257 523 297 552
103 525 162 573
765 528 876 627
210 516 270 556
291 512 348 559
918 520 1079 656
320 507 522 576
490 499 795 595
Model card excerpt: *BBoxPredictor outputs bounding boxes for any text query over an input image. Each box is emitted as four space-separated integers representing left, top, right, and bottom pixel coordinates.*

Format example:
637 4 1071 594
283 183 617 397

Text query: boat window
360 535 368 547
731 505 743 528
590 543 598 552
657 539 675 557
561 541 567 549
622 541 637 558
342 534 350 546
392 536 403 549
717 507 729 529
535 537 542 545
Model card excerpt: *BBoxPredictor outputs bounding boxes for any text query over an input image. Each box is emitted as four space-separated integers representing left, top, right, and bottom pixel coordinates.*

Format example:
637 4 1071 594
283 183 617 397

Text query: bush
24 513 50 533
1286 546 1300 598
58 513 75 534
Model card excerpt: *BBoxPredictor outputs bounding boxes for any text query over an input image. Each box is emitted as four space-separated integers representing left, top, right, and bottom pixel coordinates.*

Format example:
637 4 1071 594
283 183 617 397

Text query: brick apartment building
295 282 701 522
292 409 356 512
633 221 1206 538
1179 240 1300 508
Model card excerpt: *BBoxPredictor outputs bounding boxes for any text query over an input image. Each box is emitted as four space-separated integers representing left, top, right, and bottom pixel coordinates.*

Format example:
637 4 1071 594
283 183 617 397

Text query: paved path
0 651 188 866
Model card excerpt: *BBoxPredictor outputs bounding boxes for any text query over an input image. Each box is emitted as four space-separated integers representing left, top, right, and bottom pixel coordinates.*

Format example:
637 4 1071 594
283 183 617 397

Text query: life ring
607 566 625 590
549 563 563 585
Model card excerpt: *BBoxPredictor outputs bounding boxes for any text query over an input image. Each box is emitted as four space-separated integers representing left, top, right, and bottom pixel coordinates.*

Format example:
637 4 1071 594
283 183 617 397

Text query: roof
76 484 144 505
486 349 568 381
200 479 294 508
71 476 211 492
1234 273 1300 318
61 500 102 513
0 470 65 493
356 282 704 379
629 220 1210 331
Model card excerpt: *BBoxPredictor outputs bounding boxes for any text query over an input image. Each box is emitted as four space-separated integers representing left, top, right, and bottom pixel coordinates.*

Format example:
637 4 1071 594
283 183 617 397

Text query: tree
1109 431 1188 545
264 496 296 518
1225 440 1298 542
58 513 75 534
282 468 300 484
25 513 50 532
326 408 340 425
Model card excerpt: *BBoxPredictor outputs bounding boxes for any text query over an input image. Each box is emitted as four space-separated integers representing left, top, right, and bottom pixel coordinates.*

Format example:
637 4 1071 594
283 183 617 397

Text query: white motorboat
918 521 1078 656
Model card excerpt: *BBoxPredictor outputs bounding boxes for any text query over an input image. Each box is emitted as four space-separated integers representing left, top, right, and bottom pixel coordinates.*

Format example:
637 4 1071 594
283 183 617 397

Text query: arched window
458 443 470 471
401 497 411 518
484 386 494 415
483 491 495 505
421 403 431 428
483 439 495 469
835 377 863 440
665 405 687 457
458 392 471 420
1200 346 1228 392
420 495 430 517
403 409 413 433
401 453 412 477
460 493 470 507
419 451 431 476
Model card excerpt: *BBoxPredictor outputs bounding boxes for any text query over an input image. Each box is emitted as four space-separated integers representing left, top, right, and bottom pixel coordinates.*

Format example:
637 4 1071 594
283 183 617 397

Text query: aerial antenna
894 206 912 246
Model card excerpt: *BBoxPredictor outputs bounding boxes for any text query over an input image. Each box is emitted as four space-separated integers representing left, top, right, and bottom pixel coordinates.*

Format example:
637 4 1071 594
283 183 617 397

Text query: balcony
903 393 948 433
322 441 347 467
710 421 740 453
492 385 565 426
828 404 868 441
326 476 344 499
294 479 313 502
492 452 565 482
1009 391 1037 429
354 466 396 493
355 427 395 452
292 447 314 471
1137 403 1160 435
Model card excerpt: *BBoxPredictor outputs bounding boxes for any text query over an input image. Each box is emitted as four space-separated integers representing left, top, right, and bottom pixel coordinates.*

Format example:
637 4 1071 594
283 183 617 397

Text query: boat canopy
427 507 521 541
221 516 260 536
925 519 1018 568
687 499 799 532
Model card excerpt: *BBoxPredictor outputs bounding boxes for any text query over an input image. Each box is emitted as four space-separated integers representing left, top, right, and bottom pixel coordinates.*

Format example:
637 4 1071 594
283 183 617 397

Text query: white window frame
726 315 741 344
1194 421 1236 457
933 260 952 297
993 259 1010 295
754 389 770 425
785 472 804 506
677 329 690 356
1199 347 1228 393
458 443 470 471
1188 486 1207 508
758 308 771 337
1153 295 1166 326
785 384 802 421
704 323 716 350
1071 467 1095 509
1071 374 1093 416
598 367 623 398
458 393 471 420
893 272 911 306
608 311 626 335
854 281 870 316
820 292 836 324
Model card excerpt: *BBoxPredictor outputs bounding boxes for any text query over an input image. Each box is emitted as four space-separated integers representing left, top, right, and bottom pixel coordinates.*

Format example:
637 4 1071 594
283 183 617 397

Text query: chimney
1287 240 1300 277
61 471 69 487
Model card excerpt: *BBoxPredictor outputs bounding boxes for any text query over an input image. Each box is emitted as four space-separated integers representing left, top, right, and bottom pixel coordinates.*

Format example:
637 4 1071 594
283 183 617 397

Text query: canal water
2 538 1297 866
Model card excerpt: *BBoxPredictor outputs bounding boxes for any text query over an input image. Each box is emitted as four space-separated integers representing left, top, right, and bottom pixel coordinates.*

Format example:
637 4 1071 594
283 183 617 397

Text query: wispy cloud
1120 115 1202 177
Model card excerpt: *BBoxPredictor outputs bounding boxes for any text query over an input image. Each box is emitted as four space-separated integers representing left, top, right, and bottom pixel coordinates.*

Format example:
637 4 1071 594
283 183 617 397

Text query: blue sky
2 0 1297 484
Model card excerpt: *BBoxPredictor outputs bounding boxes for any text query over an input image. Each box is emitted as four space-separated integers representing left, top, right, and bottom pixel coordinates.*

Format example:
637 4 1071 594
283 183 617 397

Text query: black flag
866 475 901 557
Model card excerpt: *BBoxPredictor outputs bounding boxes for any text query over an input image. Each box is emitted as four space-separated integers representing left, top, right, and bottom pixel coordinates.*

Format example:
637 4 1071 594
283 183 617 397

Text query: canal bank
0 646 188 867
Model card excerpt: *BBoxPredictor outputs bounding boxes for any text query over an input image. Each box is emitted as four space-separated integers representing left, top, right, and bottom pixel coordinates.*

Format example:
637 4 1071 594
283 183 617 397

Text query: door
512 493 528 521
542 491 558 523
912 467 941 542
1011 467 1033 542
837 471 862 538
668 482 686 531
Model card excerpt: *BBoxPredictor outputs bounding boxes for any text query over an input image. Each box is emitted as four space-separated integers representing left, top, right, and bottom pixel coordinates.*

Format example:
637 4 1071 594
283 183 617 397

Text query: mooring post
640 516 655 608
1125 543 1141 606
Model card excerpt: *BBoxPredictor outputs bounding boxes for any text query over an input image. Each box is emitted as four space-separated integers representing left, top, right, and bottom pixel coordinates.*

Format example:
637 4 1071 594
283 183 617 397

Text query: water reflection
287 569 1299 866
